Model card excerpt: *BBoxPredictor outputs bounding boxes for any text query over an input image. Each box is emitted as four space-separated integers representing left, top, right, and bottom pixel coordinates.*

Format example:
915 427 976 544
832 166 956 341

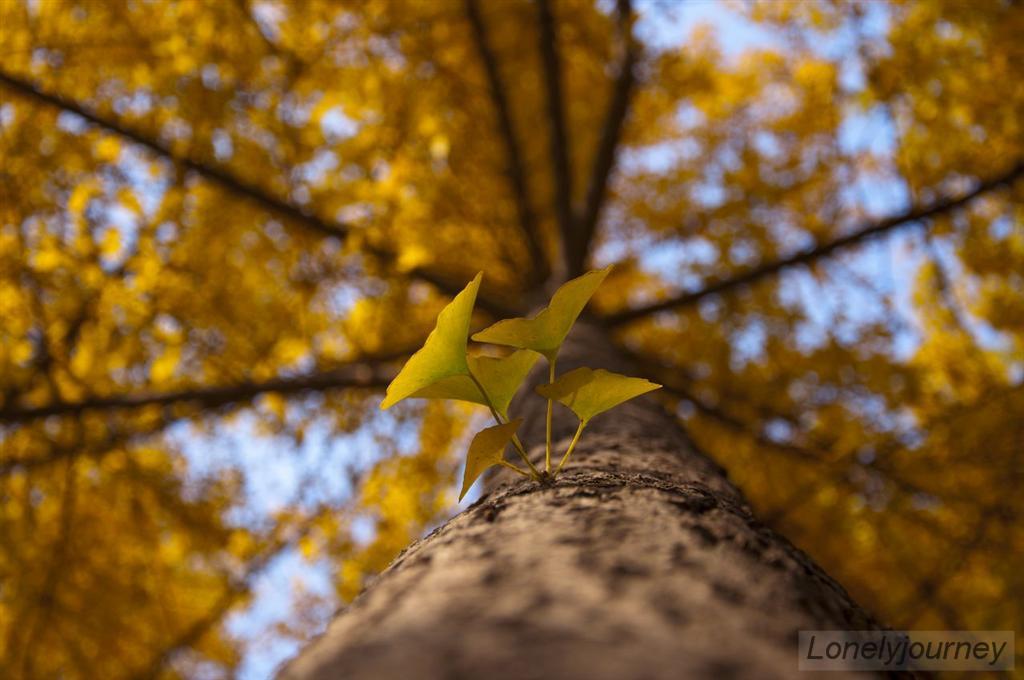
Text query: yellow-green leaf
471 266 612 360
536 367 661 423
469 350 539 417
460 419 522 501
380 272 482 409
411 349 540 418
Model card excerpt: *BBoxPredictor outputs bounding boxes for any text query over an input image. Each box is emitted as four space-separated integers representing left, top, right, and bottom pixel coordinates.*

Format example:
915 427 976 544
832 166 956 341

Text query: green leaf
460 418 522 500
380 272 482 409
410 349 540 418
471 266 612 360
535 367 661 424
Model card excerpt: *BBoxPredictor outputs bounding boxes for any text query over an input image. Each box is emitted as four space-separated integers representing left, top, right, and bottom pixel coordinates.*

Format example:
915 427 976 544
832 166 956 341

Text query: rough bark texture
279 321 887 679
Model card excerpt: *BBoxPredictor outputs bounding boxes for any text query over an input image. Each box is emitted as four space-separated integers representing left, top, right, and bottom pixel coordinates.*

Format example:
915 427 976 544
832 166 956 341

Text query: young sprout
380 266 661 500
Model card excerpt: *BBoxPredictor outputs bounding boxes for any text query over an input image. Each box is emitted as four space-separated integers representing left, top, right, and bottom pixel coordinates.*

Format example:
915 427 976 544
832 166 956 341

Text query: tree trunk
279 321 886 679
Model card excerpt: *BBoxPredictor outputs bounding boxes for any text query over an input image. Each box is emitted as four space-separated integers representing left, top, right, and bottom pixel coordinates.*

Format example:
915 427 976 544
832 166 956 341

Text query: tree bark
279 321 887 679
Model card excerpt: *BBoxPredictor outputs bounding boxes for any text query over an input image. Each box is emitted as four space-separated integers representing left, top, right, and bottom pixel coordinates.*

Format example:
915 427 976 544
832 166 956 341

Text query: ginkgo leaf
460 419 522 501
411 349 540 418
380 272 482 409
471 266 612 360
536 367 661 424
468 350 540 417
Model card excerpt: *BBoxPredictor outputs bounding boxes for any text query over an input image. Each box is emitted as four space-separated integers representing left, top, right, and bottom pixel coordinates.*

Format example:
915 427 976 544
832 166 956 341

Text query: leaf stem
545 357 556 473
510 434 540 475
468 372 542 479
499 460 530 477
554 420 585 476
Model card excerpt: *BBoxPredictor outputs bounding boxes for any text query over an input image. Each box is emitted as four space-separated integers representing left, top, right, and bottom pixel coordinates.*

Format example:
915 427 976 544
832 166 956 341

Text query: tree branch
603 161 1024 326
464 0 549 284
536 0 575 278
0 70 348 240
0 70 520 318
0 360 398 427
570 0 637 278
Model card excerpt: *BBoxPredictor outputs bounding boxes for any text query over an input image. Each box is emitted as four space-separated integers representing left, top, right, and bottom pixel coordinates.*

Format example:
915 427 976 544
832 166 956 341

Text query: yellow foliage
1 0 1022 676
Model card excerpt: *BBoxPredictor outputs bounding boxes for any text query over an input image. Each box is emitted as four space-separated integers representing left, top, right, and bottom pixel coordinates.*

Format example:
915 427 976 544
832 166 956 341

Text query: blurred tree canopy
1 0 1022 677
